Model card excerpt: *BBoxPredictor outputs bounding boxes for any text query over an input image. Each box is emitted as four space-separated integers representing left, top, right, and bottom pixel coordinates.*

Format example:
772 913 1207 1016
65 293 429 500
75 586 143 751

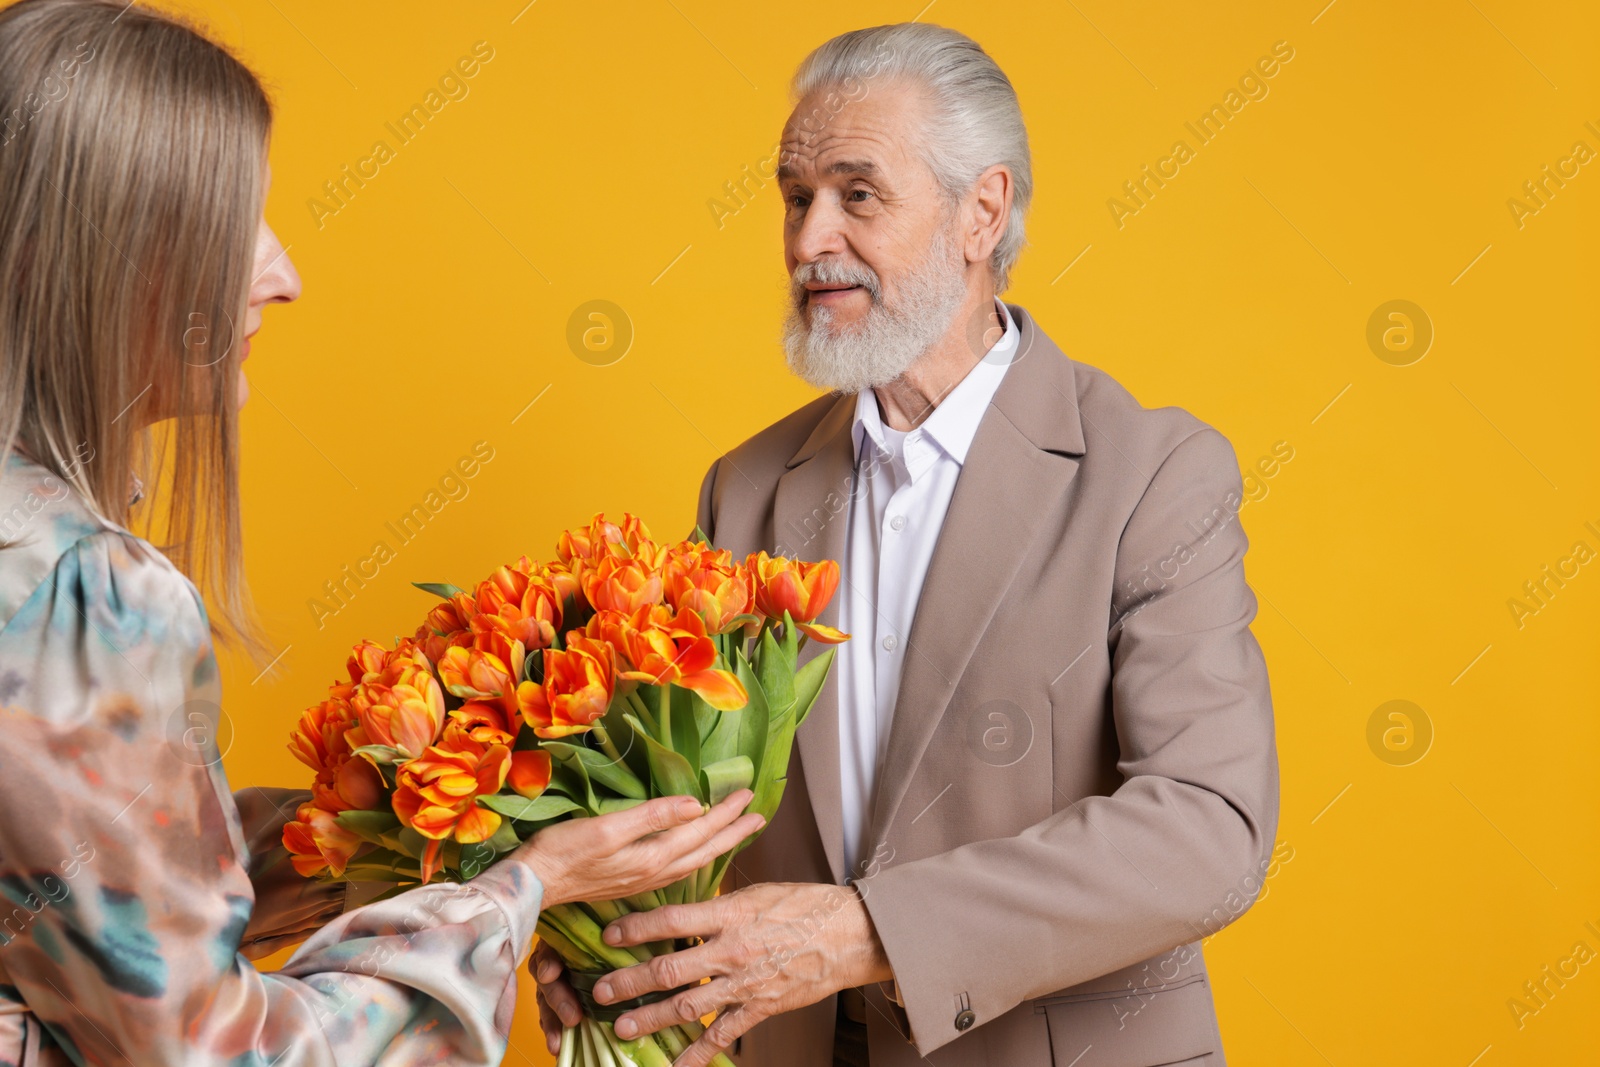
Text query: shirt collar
852 298 1018 468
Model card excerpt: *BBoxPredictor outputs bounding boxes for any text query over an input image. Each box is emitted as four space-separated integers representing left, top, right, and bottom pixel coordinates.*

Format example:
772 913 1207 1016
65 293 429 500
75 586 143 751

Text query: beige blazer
696 304 1279 1067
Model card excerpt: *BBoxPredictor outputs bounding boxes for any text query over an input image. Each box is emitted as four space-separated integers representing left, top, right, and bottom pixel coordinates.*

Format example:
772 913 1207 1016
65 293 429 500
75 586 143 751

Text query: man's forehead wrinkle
778 126 900 182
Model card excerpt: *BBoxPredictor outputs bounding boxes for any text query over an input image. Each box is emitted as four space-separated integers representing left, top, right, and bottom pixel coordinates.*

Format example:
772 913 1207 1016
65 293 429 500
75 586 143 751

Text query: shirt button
954 1009 975 1031
889 514 906 532
881 634 898 652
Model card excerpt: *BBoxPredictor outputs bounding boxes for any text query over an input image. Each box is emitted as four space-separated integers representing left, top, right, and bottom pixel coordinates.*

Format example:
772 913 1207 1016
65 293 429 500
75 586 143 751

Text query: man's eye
787 194 810 210
848 189 874 202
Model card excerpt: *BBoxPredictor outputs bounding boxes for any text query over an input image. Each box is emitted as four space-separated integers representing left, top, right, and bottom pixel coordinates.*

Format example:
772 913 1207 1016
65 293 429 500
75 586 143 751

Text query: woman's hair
0 0 272 657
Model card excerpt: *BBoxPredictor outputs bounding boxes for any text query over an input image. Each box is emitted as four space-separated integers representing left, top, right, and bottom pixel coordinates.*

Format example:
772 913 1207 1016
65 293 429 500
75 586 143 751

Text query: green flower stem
664 873 694 906
592 725 626 765
585 898 651 964
622 889 664 911
544 903 640 971
656 685 673 753
536 918 602 972
596 1017 624 1067
655 1025 687 1057
578 1016 603 1066
556 1024 578 1067
694 858 719 902
609 1021 674 1067
625 690 659 737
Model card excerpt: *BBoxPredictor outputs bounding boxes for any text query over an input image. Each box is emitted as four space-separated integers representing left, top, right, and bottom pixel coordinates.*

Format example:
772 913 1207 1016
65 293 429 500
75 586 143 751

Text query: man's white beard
782 228 969 394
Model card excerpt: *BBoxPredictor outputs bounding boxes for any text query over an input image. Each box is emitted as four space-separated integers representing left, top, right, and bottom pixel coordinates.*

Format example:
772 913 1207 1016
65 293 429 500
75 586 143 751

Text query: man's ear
962 164 1012 268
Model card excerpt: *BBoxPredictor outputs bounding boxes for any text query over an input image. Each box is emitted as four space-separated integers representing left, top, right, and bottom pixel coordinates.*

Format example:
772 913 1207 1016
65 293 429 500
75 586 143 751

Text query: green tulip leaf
412 582 466 599
334 810 401 847
664 685 701 771
543 740 648 800
478 792 584 821
624 713 703 801
792 646 836 728
755 626 796 725
700 755 754 804
350 744 404 766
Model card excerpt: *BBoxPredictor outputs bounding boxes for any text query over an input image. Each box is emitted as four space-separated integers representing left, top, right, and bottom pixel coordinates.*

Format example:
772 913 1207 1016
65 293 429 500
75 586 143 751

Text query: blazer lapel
771 392 855 885
862 305 1089 852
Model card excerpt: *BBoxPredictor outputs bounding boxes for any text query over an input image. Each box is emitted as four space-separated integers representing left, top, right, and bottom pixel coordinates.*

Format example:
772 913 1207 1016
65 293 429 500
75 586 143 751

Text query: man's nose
790 197 847 264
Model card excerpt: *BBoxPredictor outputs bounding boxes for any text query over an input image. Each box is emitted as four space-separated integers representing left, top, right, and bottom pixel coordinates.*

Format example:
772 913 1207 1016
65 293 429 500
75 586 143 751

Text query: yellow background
163 0 1600 1063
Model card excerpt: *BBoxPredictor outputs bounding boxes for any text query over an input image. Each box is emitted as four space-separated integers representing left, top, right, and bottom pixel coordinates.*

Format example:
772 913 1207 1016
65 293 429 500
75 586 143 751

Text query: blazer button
954 1009 976 1031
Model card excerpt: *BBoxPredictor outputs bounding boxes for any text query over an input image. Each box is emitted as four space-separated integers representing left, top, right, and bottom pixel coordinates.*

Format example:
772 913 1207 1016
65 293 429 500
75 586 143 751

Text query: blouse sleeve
230 785 350 962
0 530 543 1066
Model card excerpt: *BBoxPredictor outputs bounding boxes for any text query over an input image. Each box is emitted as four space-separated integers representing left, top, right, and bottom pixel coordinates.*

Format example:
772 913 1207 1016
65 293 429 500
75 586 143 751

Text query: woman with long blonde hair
0 1 764 1063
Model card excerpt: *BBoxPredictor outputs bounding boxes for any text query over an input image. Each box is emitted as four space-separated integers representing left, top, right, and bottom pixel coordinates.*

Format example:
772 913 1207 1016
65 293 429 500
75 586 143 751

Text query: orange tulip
581 554 664 615
392 723 512 883
663 543 753 634
311 753 386 814
559 513 654 565
508 749 554 799
612 604 748 710
282 802 364 878
474 560 567 651
349 643 446 759
521 633 617 738
289 695 356 776
467 614 529 676
746 552 850 644
413 592 477 664
450 700 521 747
439 644 515 698
437 645 524 746
345 638 392 684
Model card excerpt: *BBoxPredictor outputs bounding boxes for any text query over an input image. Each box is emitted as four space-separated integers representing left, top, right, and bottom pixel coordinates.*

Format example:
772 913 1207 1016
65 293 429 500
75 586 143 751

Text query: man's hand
529 941 582 1056
592 882 893 1067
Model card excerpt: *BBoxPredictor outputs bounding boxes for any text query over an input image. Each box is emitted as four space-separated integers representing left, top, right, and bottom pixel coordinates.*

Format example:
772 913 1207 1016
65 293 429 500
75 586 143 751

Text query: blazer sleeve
0 530 544 1066
856 427 1280 1054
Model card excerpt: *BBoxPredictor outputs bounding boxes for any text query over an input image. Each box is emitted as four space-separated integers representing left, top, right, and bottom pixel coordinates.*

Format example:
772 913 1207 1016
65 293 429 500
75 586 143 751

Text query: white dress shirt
836 299 1019 880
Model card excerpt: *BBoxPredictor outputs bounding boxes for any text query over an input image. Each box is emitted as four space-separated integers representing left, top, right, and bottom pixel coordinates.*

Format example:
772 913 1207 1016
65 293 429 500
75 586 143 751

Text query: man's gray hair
792 23 1032 292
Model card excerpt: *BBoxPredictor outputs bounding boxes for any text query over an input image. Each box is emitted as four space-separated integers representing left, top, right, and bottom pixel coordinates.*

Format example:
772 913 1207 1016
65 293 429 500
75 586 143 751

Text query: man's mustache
790 259 883 314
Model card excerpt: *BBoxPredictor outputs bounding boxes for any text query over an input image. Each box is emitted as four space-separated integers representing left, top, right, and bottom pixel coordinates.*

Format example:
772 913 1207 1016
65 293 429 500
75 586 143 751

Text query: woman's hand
512 789 763 908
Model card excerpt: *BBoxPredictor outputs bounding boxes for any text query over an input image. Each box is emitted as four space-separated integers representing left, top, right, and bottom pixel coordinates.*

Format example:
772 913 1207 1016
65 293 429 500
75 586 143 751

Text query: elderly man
536 22 1279 1067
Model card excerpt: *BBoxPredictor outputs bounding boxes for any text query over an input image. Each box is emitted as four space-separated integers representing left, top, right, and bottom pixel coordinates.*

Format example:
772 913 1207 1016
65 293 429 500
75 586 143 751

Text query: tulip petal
678 669 749 711
508 750 552 799
454 805 501 844
420 838 443 884
797 621 851 644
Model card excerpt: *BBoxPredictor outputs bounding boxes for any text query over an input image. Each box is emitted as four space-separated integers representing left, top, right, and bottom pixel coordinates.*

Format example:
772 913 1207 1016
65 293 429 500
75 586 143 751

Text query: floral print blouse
0 453 543 1066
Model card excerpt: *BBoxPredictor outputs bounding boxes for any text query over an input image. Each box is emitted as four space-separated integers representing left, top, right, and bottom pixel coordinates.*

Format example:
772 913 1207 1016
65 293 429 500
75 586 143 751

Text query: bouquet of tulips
282 513 848 1066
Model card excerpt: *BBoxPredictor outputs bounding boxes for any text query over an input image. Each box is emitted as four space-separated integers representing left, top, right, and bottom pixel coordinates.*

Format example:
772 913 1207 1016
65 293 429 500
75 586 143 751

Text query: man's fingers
534 990 563 1056
529 941 583 1027
612 978 737 1042
604 898 722 949
532 940 564 984
546 975 583 1028
675 1002 753 1067
595 940 720 1004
